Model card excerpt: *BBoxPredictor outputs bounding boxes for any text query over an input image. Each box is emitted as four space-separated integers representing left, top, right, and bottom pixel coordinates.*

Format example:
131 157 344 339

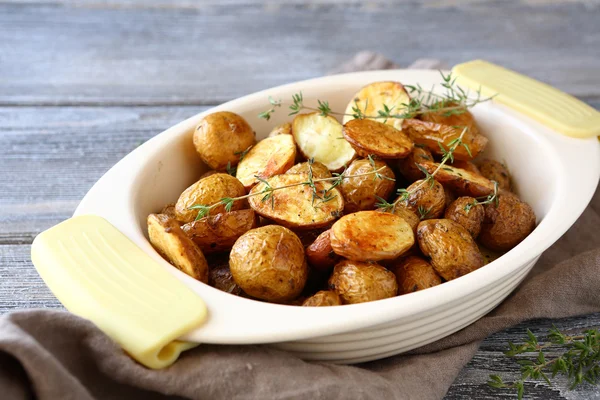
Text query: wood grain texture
1 0 599 105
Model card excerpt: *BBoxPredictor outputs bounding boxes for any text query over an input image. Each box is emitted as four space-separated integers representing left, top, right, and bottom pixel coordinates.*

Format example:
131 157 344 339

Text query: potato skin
328 260 398 304
343 119 413 159
401 118 487 161
160 203 178 220
301 290 342 307
398 146 434 182
479 192 536 251
478 159 511 191
330 211 414 261
181 209 258 254
286 161 332 179
392 256 442 295
229 225 308 302
397 179 446 219
340 159 395 212
417 162 496 198
208 258 243 295
389 207 420 235
420 102 480 135
268 122 292 137
175 173 247 224
452 160 481 176
193 111 256 171
417 219 484 281
305 229 340 271
444 197 484 238
147 214 209 283
235 134 297 189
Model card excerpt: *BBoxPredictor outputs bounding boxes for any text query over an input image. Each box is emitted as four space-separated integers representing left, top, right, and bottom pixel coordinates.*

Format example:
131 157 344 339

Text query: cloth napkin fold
1 54 599 400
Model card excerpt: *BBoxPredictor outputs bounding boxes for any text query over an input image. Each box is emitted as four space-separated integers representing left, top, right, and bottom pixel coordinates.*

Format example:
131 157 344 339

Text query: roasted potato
208 257 243 295
181 209 258 254
235 134 297 189
286 160 332 179
398 146 434 182
248 173 344 229
193 111 257 171
160 203 178 220
305 229 340 271
342 81 411 130
401 119 487 161
292 113 356 171
343 119 413 159
451 160 481 176
330 211 414 261
175 173 247 224
389 207 420 235
417 219 484 281
147 213 209 283
420 102 480 135
479 192 536 251
478 159 511 191
444 197 484 238
328 260 398 304
417 162 496 198
444 186 456 209
229 225 308 302
301 290 342 307
396 179 446 220
340 158 395 212
268 122 292 137
392 256 442 295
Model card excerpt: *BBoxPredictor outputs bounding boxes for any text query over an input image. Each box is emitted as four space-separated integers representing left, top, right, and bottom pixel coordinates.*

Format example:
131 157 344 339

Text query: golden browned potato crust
401 118 487 161
392 256 442 295
479 192 536 251
444 197 485 238
208 257 243 295
286 161 333 179
160 203 178 220
330 211 414 261
305 229 340 271
235 134 297 189
328 260 398 304
301 290 342 307
388 207 420 235
181 209 258 254
417 162 496 198
193 111 256 171
478 159 511 191
268 122 292 137
343 119 413 159
398 146 434 182
175 173 247 223
147 213 209 283
451 160 481 176
420 103 480 135
417 219 484 281
248 173 344 229
229 225 308 302
396 179 446 219
340 159 395 213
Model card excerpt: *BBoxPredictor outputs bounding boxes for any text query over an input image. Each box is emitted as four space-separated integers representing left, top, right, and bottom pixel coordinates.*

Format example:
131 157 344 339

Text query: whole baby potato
479 192 536 251
208 256 243 296
175 173 246 224
396 179 446 219
340 158 395 212
301 290 342 307
193 111 257 171
392 256 442 295
268 122 292 137
417 219 484 281
397 146 434 182
478 159 511 191
229 225 308 302
305 229 340 271
328 260 398 304
444 196 485 238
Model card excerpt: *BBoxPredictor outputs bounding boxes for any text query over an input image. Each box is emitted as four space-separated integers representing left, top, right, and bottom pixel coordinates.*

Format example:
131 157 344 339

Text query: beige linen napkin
1 55 599 400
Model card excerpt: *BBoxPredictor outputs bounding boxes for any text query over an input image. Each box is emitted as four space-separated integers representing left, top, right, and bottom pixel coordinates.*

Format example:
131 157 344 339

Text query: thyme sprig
464 181 499 212
488 326 600 399
189 165 389 220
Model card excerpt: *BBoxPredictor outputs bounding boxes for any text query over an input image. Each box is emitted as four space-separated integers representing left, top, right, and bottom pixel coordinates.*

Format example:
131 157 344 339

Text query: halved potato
292 112 355 171
417 162 496 197
286 161 332 179
160 203 177 220
301 290 342 307
420 102 480 135
340 158 395 212
452 160 481 176
235 134 297 189
328 260 398 304
388 207 420 235
342 81 411 130
268 122 292 137
343 119 413 159
330 211 414 261
305 229 340 271
401 119 487 161
147 213 208 283
181 209 258 254
248 173 344 229
398 146 435 182
175 173 247 224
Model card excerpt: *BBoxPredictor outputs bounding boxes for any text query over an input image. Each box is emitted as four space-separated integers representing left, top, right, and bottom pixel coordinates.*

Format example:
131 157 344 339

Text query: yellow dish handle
31 215 207 369
452 60 600 139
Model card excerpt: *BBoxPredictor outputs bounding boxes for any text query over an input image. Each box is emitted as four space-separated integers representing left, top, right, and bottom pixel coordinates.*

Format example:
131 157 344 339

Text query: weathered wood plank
0 1 599 105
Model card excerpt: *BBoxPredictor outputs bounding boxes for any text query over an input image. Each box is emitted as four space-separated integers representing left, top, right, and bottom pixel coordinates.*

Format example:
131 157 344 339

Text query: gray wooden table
1 1 599 398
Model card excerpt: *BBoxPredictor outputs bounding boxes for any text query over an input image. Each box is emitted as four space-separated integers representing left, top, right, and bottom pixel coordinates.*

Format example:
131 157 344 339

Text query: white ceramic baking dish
75 69 600 364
